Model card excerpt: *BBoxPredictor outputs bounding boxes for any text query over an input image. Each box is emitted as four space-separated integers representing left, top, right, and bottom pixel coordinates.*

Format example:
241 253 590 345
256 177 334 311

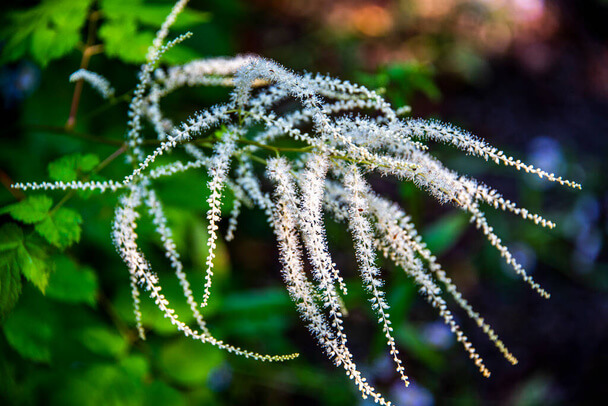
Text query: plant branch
0 169 25 201
65 10 101 131
28 124 125 146
237 137 315 154
80 91 132 121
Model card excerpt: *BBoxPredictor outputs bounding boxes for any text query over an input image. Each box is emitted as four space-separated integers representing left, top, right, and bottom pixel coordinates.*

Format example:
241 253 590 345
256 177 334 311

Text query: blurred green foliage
357 62 440 108
0 0 210 66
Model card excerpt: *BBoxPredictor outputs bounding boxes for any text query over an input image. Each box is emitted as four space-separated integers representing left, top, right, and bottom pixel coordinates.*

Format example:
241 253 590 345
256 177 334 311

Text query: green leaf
218 288 291 314
17 239 51 293
422 212 469 255
0 252 22 318
143 381 186 406
0 195 53 224
98 0 207 65
513 375 553 406
98 19 154 64
48 153 100 182
51 357 146 406
120 355 148 380
78 326 127 358
387 276 417 327
35 208 82 250
159 337 224 386
386 63 440 102
395 323 444 370
2 289 55 362
46 256 97 305
0 223 51 297
100 0 210 29
0 222 24 251
1 0 94 66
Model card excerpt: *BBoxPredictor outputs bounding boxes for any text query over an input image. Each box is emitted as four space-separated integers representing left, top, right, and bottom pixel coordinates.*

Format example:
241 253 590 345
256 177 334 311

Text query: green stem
0 169 25 201
237 138 315 154
80 91 133 121
26 125 219 148
27 124 124 146
249 155 268 166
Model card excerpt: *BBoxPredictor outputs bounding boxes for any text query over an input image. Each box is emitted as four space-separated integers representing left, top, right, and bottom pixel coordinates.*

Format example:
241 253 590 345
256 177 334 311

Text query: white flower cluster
14 1 580 403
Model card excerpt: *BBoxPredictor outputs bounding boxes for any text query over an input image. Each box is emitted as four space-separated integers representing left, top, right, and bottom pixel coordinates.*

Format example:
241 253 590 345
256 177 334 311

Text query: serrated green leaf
98 20 153 64
17 239 51 294
100 0 210 29
48 153 100 182
30 24 78 66
79 154 100 172
1 0 94 66
0 222 24 250
0 254 22 318
0 223 50 299
35 208 82 250
0 195 53 224
46 256 97 304
98 0 206 65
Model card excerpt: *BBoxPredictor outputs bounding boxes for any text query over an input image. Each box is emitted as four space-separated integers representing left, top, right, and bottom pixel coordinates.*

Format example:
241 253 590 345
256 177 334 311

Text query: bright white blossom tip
70 69 115 99
201 127 238 307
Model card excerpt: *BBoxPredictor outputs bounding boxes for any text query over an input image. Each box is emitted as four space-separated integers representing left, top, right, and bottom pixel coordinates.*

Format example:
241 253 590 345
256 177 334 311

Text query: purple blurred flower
0 61 40 108
207 363 233 392
563 195 603 272
527 137 565 189
391 381 434 406
421 321 454 350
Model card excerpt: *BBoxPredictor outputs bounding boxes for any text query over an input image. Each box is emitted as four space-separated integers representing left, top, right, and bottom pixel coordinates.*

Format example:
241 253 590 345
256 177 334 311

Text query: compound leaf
35 208 82 250
0 195 53 224
99 0 207 65
100 0 210 29
99 19 154 64
17 238 51 294
0 223 51 301
1 0 94 66
48 153 100 182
